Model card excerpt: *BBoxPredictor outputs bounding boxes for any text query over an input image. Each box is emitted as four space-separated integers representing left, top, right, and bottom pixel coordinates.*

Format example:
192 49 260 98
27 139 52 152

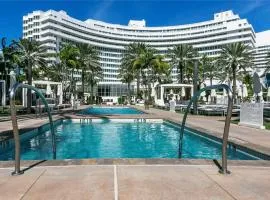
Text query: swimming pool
0 119 259 161
79 107 144 115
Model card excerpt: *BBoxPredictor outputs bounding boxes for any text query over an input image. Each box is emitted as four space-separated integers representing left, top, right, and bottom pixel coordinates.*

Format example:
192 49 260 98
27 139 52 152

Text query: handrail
178 84 233 174
9 83 56 175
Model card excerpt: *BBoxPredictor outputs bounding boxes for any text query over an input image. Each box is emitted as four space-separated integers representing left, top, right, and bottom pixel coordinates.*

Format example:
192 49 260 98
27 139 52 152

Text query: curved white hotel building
23 10 256 101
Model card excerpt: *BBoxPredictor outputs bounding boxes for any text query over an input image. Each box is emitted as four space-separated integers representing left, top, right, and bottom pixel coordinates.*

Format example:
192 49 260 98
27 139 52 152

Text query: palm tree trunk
90 75 94 104
210 77 213 86
232 65 237 104
81 69 85 103
127 82 131 104
27 61 32 114
179 63 183 83
136 71 140 99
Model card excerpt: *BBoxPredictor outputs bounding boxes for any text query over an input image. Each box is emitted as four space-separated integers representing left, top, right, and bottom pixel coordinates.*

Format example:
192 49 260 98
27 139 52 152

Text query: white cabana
22 80 63 106
154 84 193 106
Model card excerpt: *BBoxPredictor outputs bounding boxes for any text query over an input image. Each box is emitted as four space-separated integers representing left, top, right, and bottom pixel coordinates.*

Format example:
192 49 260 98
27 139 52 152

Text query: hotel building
254 30 270 76
22 10 257 101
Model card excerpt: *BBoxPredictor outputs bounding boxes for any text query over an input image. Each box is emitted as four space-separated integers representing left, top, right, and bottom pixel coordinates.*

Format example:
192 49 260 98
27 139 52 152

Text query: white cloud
93 0 114 20
239 0 265 14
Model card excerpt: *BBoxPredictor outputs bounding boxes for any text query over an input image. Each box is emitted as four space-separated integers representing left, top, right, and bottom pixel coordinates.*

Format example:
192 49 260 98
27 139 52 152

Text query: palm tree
118 66 134 104
121 43 146 98
10 39 48 113
77 43 100 102
199 55 220 86
86 68 102 104
59 43 79 101
218 42 253 103
140 50 170 101
168 44 195 83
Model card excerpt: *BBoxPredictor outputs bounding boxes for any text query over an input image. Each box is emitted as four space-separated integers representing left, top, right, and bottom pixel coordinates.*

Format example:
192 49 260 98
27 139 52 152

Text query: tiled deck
0 165 270 200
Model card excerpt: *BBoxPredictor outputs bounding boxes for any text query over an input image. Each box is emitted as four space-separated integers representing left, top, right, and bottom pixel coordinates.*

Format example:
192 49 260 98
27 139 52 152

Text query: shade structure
267 87 270 97
242 84 248 98
210 89 216 97
46 84 52 95
181 87 186 97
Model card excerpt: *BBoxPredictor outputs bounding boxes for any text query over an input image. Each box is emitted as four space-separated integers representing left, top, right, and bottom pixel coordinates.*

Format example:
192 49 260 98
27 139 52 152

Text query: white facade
22 10 256 100
254 30 270 75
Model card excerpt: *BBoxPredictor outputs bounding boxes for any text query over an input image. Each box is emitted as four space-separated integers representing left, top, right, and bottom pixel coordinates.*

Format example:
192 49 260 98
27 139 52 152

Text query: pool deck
1 164 270 199
1 105 270 199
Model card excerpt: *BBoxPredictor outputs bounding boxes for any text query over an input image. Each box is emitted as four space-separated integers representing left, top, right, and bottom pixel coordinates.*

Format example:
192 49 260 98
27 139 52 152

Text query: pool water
80 107 144 115
0 120 258 160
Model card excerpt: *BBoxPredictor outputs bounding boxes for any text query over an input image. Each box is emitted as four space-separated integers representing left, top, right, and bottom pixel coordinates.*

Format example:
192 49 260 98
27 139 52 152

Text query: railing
178 84 233 174
9 83 56 175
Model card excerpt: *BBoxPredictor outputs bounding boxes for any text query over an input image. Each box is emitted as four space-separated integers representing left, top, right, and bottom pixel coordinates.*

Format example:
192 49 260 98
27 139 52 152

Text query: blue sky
0 0 270 41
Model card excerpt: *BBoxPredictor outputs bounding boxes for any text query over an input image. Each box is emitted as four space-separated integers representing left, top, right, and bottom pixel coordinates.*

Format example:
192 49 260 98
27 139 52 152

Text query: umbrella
46 84 52 95
210 89 216 97
267 87 270 97
181 87 185 97
170 89 174 95
243 84 248 98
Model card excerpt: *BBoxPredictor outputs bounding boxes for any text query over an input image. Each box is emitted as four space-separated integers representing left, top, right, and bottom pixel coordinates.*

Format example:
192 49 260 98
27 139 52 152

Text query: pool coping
0 158 270 168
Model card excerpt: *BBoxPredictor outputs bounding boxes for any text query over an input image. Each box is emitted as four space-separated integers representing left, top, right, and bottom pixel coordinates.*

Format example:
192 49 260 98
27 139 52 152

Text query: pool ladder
179 84 233 174
80 118 92 124
134 118 146 123
9 83 56 175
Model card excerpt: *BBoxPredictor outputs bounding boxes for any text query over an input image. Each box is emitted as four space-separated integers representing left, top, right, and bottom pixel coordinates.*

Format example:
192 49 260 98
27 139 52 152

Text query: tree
121 43 146 98
77 43 100 102
59 43 79 101
218 42 253 103
168 44 195 83
118 65 134 104
140 50 170 101
85 67 102 104
199 55 220 86
10 39 48 113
